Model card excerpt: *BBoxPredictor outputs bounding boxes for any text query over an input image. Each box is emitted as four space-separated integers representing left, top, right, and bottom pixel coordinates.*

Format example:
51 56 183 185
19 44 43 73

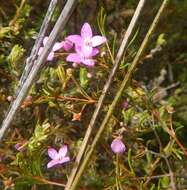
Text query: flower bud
87 72 92 78
122 100 129 110
101 51 106 57
111 138 126 154
7 96 13 102
72 62 78 68
25 95 32 102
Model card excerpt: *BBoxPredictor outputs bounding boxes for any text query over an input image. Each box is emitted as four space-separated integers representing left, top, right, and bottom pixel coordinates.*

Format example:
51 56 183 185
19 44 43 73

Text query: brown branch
9 0 26 26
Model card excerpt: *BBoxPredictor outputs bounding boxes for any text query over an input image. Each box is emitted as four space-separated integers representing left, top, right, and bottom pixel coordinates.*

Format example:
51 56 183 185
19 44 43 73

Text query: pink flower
122 100 129 110
14 141 27 152
47 145 70 168
66 45 99 67
111 138 126 154
62 39 73 51
15 143 22 150
66 23 106 57
38 37 72 61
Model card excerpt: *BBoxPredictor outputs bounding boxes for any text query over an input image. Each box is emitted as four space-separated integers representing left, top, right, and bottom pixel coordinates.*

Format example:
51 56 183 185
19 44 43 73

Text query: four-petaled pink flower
38 37 73 61
47 145 70 168
66 22 106 57
111 138 126 154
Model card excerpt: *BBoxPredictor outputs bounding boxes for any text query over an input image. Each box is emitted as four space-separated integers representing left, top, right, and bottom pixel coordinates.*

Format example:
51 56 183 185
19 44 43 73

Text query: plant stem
69 1 170 189
70 75 91 100
115 154 120 190
149 115 176 190
9 0 27 26
64 1 146 189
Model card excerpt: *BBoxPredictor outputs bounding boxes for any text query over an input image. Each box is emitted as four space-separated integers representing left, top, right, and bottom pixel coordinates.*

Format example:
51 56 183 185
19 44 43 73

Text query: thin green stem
128 148 135 176
70 74 91 99
115 154 120 190
9 0 27 26
69 1 170 189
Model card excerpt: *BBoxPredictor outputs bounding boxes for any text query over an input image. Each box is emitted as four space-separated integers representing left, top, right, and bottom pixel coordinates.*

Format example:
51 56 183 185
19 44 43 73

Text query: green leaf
128 148 135 176
150 184 156 190
7 44 25 65
0 27 12 39
80 67 88 88
161 176 170 188
172 148 183 160
156 33 166 46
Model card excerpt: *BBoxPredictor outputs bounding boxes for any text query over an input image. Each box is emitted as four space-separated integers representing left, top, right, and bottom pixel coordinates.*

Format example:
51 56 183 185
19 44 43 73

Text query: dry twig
65 1 146 189
0 0 77 142
68 1 170 189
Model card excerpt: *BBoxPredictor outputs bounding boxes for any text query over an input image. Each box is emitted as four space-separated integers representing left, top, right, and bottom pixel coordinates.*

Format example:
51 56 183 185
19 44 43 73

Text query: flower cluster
38 37 72 61
42 23 125 169
38 23 106 67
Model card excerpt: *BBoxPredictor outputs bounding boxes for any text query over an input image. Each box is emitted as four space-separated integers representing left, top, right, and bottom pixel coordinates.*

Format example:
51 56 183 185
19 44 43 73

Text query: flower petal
59 156 70 164
91 48 99 56
38 47 54 61
122 100 129 110
52 42 64 52
66 53 82 63
47 52 54 61
43 37 49 46
38 47 43 55
75 45 82 54
59 145 68 157
81 45 93 57
48 148 58 159
62 40 73 51
91 36 106 47
82 58 95 67
66 35 82 45
47 159 59 168
81 23 92 38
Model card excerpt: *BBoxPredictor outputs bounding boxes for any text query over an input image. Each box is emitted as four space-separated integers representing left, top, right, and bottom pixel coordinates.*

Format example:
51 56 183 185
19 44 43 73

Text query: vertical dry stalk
68 0 170 189
1 1 58 140
0 0 77 142
17 0 58 91
65 0 146 189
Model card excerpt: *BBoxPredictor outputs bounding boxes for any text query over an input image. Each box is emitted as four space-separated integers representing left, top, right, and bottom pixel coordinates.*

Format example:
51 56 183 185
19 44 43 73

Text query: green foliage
28 122 51 152
7 44 25 65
